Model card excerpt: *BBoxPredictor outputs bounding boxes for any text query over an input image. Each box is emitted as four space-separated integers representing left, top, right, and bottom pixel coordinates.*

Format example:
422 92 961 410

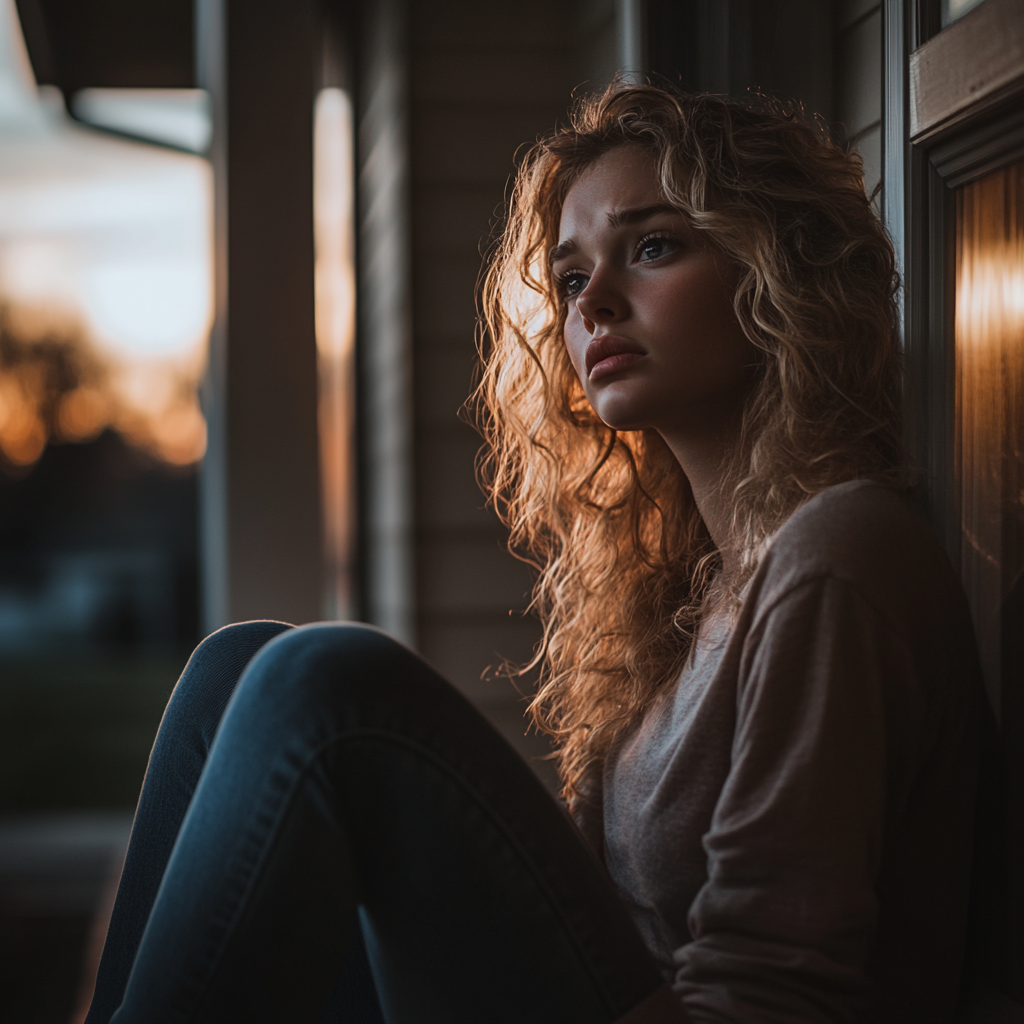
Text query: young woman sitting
84 86 984 1024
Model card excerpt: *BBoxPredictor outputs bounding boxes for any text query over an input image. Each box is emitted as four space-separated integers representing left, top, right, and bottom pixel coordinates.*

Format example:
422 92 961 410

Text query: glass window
955 160 1024 721
0 4 211 812
942 0 988 27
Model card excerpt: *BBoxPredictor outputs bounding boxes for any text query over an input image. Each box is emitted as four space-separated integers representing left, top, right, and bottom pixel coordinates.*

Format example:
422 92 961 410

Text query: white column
197 0 323 631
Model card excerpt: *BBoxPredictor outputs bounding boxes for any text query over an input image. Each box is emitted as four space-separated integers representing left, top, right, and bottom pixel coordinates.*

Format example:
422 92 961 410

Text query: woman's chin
588 382 660 433
595 405 652 433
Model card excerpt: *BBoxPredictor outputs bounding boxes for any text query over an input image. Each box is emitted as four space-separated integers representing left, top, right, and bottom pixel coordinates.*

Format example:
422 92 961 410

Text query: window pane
956 160 1024 721
942 0 987 28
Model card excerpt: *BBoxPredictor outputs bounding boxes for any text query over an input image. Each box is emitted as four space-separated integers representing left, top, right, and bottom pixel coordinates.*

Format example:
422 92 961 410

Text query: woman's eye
638 236 678 262
560 272 587 298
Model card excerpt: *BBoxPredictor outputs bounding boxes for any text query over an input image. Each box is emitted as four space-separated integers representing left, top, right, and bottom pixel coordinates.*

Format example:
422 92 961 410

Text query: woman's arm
674 573 957 1023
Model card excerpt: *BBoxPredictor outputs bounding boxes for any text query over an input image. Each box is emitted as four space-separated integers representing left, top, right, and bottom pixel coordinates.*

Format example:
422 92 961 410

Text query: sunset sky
0 0 211 466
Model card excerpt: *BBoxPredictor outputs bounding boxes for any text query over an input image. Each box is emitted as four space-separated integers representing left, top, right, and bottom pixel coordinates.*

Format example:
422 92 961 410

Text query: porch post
197 0 323 630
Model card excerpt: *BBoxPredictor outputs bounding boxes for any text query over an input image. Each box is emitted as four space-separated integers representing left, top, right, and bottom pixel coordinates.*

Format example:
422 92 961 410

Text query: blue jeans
84 622 662 1023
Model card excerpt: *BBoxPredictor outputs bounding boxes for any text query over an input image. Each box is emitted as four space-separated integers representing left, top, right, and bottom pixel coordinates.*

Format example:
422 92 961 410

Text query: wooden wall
836 0 883 196
374 0 619 787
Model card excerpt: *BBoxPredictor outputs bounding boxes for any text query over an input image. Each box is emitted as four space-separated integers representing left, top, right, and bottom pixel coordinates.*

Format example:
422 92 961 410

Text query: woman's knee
165 620 295 747
235 622 437 720
247 622 413 685
190 620 295 674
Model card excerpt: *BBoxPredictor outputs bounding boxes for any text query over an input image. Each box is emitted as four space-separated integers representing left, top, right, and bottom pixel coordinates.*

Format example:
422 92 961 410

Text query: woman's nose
576 273 625 328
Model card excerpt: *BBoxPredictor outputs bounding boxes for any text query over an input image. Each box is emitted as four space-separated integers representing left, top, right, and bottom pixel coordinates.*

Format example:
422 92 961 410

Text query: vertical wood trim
198 0 324 630
882 0 908 302
196 0 228 631
355 0 415 646
618 0 646 80
921 158 959 553
889 0 960 550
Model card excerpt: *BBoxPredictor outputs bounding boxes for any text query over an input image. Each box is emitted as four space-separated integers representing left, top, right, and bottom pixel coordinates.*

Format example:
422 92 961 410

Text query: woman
86 87 984 1024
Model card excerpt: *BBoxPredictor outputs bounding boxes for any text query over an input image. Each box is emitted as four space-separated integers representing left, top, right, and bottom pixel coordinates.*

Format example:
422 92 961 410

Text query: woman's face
554 146 756 445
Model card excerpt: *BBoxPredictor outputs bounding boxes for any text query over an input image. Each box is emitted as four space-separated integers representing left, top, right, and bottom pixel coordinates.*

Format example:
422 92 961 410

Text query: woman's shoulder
751 479 966 636
769 479 928 571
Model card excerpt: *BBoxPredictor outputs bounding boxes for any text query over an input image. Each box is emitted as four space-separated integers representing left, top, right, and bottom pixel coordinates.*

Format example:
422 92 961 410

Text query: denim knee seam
338 727 621 1015
186 726 622 1022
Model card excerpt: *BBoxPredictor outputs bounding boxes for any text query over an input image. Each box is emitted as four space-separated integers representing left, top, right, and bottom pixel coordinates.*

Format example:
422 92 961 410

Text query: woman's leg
97 623 664 1024
85 620 294 1022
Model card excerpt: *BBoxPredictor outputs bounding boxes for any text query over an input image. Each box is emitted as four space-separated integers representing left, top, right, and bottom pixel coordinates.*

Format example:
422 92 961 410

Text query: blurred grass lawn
0 655 185 811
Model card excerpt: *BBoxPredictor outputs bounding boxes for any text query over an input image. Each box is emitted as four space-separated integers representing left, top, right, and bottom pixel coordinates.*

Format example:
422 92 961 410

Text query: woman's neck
658 406 746 576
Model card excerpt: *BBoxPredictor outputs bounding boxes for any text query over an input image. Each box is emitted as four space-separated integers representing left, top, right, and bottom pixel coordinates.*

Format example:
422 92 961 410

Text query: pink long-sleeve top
577 480 984 1024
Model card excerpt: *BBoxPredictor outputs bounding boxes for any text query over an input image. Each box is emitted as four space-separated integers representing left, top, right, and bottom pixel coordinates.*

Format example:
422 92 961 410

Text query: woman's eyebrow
607 203 679 228
549 204 680 265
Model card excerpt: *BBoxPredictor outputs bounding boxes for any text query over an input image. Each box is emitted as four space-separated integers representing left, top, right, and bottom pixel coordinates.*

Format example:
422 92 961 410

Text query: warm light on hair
474 86 903 806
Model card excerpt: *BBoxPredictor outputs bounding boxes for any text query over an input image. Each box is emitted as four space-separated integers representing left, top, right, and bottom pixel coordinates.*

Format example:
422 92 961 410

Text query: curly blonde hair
474 86 902 806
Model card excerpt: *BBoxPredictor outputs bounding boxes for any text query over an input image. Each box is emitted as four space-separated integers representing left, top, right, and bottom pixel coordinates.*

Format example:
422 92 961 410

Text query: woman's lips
585 335 647 381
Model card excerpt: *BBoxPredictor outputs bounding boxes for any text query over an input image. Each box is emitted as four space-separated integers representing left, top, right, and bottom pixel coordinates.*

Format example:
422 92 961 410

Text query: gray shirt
577 481 983 1023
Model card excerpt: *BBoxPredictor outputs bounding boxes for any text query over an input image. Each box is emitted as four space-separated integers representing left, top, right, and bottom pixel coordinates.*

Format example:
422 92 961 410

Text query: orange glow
315 88 356 618
0 305 208 470
56 386 106 442
0 379 45 465
955 161 1024 718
